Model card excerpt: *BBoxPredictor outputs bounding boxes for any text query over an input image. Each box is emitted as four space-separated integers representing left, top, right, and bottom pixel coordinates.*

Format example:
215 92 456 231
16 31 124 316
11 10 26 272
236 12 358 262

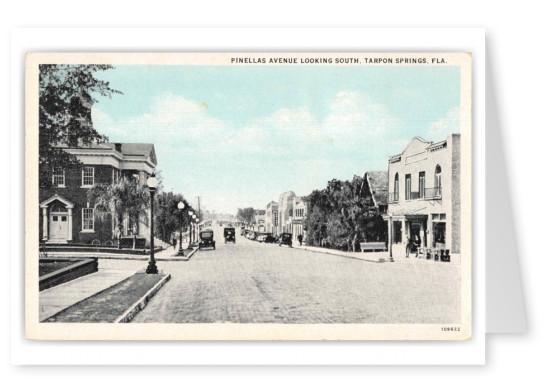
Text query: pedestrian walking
172 233 177 250
298 234 303 246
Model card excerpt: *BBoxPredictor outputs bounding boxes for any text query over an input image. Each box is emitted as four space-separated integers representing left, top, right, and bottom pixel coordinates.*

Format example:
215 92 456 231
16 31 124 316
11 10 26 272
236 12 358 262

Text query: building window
405 174 411 200
434 165 442 196
393 173 399 201
419 172 425 198
82 208 94 231
112 168 120 184
82 167 95 187
52 169 65 187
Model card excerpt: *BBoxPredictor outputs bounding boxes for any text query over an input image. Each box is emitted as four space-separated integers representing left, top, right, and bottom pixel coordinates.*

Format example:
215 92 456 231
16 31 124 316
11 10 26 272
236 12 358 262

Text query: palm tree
87 176 150 249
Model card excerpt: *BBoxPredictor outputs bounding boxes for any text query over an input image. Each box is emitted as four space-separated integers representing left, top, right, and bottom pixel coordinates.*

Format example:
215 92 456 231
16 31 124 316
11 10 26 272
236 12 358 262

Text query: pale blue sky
92 65 460 214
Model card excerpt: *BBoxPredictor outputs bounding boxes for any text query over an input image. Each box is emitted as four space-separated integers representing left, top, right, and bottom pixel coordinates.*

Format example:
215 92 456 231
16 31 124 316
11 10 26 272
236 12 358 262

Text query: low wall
41 245 163 255
39 258 99 291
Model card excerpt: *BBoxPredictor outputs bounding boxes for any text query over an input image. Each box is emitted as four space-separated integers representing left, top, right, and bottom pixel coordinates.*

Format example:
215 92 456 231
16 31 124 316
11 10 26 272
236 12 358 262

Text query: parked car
256 233 267 242
198 229 216 250
279 232 292 247
264 234 277 243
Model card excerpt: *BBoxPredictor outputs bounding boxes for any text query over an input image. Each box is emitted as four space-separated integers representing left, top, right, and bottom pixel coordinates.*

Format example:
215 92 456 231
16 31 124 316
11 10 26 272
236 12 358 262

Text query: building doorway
409 219 427 247
49 213 68 241
393 220 402 244
40 195 74 243
433 222 446 248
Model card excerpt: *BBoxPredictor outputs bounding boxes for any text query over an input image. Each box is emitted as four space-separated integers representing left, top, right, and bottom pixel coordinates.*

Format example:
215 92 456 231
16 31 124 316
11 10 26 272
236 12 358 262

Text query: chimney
114 143 122 153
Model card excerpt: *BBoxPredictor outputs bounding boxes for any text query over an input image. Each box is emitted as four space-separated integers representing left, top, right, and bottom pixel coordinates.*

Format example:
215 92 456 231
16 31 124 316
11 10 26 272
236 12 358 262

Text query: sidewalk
45 272 170 323
42 245 196 261
154 246 196 260
39 258 144 321
293 244 448 263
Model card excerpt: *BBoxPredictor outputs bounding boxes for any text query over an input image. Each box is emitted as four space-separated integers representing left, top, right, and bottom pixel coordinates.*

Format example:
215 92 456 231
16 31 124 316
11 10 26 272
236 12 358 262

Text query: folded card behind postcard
486 56 526 333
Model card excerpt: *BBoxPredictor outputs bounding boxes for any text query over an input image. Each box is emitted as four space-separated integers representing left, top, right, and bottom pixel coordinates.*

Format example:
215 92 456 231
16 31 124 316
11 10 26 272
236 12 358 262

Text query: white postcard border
11 27 485 365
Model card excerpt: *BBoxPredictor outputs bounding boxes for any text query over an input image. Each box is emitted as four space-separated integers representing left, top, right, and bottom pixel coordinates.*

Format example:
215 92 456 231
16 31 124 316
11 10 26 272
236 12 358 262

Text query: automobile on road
224 227 236 244
199 229 216 250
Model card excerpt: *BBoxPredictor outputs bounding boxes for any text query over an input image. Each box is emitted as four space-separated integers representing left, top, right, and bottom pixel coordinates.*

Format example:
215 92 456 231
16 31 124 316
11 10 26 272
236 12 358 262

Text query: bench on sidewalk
359 242 386 252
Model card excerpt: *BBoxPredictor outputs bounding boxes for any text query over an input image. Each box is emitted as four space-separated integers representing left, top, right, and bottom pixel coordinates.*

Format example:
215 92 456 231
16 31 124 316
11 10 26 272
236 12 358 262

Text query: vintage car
224 227 236 243
264 234 277 243
198 229 216 250
256 233 267 242
279 232 293 247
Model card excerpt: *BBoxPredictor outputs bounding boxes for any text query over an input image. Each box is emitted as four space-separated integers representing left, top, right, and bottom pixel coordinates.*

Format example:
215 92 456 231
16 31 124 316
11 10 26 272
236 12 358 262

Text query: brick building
386 134 461 257
39 142 157 245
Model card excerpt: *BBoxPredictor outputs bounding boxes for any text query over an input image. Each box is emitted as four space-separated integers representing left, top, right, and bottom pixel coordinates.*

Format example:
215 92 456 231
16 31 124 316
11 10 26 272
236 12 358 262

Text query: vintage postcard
25 52 472 340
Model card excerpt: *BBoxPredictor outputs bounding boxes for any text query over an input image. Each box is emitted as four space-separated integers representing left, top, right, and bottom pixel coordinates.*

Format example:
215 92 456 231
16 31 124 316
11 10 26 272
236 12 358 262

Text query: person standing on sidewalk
298 234 303 246
114 224 122 249
172 232 177 250
413 234 421 258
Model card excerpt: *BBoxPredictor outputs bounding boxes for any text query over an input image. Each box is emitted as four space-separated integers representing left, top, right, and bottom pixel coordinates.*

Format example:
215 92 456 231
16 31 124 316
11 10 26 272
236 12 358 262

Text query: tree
39 65 121 189
87 176 150 249
154 191 195 244
304 189 331 246
236 207 256 225
304 175 386 252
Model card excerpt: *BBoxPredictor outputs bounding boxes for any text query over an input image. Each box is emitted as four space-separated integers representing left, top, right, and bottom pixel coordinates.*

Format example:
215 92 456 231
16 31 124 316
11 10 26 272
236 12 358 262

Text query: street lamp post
146 175 158 274
177 201 185 256
388 212 394 262
187 210 193 248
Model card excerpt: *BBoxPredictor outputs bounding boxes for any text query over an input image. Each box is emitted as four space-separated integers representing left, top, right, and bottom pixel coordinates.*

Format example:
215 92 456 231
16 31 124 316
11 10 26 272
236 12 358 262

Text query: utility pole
197 196 201 219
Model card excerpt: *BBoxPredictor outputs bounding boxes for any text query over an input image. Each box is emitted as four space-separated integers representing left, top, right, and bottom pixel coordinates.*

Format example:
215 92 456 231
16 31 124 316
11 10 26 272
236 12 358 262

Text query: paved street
132 225 461 324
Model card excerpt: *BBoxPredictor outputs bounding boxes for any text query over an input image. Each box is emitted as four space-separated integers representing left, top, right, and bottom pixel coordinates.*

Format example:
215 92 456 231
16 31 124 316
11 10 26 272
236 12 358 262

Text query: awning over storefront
383 208 427 220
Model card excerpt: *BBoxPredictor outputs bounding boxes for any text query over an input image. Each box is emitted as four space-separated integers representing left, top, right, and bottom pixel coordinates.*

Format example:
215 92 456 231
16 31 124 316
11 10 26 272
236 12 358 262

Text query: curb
184 247 199 261
115 273 171 323
44 252 150 260
42 273 136 322
293 245 386 263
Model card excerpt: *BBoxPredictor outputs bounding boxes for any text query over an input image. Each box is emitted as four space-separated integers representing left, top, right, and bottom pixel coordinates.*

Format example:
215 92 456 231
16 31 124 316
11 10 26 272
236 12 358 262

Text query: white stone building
386 134 461 258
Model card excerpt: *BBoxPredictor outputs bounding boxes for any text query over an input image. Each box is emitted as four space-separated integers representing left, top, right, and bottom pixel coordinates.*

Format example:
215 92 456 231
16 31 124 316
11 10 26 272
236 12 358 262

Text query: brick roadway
132 225 461 324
